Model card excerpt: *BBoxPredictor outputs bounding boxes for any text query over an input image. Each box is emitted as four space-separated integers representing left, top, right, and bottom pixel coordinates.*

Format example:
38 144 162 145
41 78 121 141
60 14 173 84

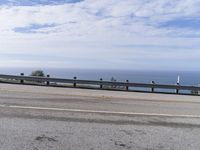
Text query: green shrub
30 70 45 77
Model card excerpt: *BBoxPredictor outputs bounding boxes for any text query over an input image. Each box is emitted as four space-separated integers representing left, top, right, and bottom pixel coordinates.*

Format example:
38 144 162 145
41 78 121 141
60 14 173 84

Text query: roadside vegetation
30 70 45 77
103 77 126 90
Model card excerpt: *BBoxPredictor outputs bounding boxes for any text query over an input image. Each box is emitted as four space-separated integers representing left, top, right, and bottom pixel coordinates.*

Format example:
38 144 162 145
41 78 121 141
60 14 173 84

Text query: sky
0 0 200 71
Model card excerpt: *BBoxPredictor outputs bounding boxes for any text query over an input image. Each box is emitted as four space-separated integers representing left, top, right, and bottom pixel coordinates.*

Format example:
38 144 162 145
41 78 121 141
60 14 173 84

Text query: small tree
30 70 45 77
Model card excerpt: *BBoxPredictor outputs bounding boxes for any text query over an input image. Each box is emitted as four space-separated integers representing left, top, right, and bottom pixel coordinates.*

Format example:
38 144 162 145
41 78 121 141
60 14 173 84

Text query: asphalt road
0 83 200 150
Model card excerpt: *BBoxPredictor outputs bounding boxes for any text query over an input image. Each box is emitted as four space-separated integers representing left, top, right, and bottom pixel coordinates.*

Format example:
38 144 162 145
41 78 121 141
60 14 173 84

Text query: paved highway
0 83 200 150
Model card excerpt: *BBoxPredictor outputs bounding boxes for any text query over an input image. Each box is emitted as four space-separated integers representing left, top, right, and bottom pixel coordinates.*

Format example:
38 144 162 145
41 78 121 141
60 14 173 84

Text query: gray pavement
0 83 200 150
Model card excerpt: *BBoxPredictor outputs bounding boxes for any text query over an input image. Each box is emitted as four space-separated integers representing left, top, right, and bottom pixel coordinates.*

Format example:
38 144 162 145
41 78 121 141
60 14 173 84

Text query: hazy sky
0 0 200 70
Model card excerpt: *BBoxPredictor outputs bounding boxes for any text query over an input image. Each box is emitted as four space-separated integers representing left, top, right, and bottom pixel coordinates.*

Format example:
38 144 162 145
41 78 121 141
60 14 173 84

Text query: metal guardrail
0 74 199 95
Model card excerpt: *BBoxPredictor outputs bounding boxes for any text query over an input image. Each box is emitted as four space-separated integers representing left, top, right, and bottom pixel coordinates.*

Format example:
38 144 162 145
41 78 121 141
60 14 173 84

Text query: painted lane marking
0 104 200 118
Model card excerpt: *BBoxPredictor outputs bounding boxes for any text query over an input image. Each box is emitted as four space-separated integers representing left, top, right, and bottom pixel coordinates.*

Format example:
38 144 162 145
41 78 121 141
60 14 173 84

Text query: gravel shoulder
0 83 199 103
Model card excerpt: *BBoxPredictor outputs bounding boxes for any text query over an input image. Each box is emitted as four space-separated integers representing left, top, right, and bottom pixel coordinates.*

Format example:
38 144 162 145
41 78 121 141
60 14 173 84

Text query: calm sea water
0 68 200 86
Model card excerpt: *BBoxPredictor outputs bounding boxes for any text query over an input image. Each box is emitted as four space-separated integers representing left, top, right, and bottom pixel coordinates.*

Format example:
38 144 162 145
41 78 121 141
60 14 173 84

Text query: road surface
0 83 200 150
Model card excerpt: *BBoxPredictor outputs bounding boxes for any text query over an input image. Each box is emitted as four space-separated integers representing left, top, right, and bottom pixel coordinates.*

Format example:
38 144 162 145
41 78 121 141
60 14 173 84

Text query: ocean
0 68 200 86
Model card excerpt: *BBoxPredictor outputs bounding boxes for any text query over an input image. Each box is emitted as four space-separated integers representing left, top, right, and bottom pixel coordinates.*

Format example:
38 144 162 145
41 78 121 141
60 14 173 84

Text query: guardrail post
176 83 179 94
126 80 129 91
100 78 103 89
46 75 50 86
20 73 24 84
151 81 155 92
73 77 77 87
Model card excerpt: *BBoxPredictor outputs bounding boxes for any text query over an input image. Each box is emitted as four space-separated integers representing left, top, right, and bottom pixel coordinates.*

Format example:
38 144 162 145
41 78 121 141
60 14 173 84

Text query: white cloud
0 0 200 70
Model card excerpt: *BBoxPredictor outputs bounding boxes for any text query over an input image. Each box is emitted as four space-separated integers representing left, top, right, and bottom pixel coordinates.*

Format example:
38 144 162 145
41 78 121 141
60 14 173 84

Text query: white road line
0 104 200 118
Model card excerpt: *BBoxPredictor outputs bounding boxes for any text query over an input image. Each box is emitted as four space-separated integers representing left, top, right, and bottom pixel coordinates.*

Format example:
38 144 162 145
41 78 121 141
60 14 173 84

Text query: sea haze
0 67 200 86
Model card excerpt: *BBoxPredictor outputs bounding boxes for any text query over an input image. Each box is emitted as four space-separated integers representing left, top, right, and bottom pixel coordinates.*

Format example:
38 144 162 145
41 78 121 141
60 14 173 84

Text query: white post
177 75 180 84
176 75 180 94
